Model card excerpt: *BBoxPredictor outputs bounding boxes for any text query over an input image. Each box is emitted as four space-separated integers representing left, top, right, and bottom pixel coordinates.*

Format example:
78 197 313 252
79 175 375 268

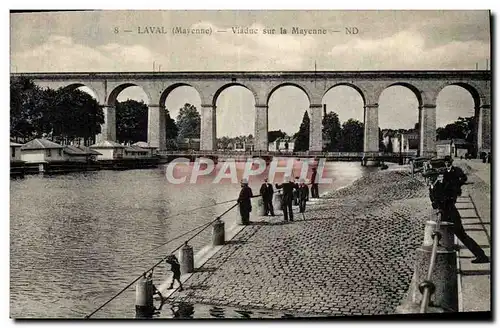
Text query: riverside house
132 141 157 156
63 145 101 162
20 138 65 163
10 142 23 161
89 140 125 160
124 145 150 158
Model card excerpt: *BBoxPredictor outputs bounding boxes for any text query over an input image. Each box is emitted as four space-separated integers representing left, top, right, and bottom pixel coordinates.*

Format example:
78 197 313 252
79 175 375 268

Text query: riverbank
160 166 432 316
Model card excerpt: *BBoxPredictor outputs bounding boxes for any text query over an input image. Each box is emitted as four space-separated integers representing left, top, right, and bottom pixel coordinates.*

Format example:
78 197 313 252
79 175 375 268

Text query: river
10 161 367 318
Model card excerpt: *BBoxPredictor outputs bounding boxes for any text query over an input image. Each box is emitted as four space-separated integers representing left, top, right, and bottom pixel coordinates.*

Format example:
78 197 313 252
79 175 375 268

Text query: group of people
238 167 320 222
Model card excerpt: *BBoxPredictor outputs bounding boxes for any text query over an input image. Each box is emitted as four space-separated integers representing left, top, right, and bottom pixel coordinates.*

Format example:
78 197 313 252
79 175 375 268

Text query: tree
293 111 310 152
322 109 341 151
115 99 148 144
10 77 46 140
176 103 201 141
339 119 364 152
268 130 286 143
436 116 475 143
165 109 178 140
10 78 104 144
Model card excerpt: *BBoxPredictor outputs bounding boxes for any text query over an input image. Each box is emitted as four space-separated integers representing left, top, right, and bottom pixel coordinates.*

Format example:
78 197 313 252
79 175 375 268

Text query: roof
10 142 23 147
90 140 125 148
63 145 102 156
21 138 64 150
125 146 149 153
76 146 102 155
132 141 156 149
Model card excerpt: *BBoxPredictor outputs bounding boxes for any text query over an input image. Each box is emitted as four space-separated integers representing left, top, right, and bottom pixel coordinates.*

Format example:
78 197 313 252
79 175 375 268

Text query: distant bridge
157 150 418 161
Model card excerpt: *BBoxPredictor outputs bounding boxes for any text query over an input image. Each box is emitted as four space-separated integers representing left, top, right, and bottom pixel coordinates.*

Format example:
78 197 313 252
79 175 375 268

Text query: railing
84 191 272 319
83 197 245 319
157 150 418 158
419 209 442 313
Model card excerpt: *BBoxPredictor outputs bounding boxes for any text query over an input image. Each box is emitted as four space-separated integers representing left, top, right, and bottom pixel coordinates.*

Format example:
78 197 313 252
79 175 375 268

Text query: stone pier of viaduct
12 70 491 157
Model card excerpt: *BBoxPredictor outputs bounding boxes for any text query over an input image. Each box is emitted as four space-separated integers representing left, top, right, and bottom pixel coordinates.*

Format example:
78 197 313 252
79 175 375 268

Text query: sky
10 10 490 137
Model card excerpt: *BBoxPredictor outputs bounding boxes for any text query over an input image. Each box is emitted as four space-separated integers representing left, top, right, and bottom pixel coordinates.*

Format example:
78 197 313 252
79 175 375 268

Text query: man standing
238 178 253 224
275 176 298 222
310 167 319 198
430 156 489 263
298 179 309 213
259 178 275 216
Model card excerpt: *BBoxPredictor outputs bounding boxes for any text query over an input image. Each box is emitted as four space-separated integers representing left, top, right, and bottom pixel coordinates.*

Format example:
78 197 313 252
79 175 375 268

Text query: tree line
292 108 365 152
10 77 201 147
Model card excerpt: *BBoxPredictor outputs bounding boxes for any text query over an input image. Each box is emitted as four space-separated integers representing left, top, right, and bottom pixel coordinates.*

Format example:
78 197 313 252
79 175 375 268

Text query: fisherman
165 255 184 291
298 179 310 213
275 176 298 222
429 155 489 263
259 178 275 216
238 178 253 224
310 167 319 198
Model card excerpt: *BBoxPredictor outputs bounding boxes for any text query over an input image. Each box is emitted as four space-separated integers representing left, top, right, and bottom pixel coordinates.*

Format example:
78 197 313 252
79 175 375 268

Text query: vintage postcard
9 9 491 320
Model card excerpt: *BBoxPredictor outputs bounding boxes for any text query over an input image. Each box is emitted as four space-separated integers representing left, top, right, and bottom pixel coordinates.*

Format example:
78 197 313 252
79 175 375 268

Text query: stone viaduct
12 70 491 157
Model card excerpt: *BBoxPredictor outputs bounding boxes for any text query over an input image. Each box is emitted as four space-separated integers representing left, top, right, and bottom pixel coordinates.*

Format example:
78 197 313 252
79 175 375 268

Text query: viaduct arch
14 70 491 158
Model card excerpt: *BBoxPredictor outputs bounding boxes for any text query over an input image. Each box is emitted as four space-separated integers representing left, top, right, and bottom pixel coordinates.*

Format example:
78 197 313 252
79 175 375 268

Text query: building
10 142 23 161
178 138 200 151
89 140 125 160
436 139 471 159
20 138 65 163
132 141 157 156
382 130 419 156
63 145 101 162
269 137 295 153
124 145 150 158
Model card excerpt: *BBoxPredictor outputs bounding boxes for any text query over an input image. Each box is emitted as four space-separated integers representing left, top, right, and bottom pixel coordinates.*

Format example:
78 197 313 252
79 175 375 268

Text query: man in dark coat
238 178 253 224
259 178 275 216
293 176 300 205
298 179 309 213
429 156 489 263
275 176 298 222
310 167 319 198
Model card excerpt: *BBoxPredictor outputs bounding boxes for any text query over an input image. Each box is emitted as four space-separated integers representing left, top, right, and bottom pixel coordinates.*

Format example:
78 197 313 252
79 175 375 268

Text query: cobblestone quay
168 168 431 316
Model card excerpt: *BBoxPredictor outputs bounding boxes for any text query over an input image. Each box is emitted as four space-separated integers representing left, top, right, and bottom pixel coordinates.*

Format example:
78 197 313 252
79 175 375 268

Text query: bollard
422 220 454 249
179 242 194 274
274 192 283 211
135 274 154 317
396 211 458 313
212 219 225 246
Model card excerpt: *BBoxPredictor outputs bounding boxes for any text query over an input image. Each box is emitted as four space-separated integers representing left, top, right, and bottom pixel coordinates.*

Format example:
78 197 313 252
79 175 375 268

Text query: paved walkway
454 159 491 312
162 169 432 316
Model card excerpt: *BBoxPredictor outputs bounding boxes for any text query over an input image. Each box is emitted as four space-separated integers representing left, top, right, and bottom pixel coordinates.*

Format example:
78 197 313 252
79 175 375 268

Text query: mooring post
396 210 458 313
135 274 154 318
212 219 225 246
179 242 194 274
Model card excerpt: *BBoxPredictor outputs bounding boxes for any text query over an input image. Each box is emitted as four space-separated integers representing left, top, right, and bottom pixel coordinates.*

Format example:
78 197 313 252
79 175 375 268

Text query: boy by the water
165 255 184 291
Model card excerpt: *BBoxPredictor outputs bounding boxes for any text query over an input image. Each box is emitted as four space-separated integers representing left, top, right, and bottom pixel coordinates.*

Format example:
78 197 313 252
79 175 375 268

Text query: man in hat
298 179 310 213
275 176 298 222
430 155 489 263
238 178 253 224
259 178 275 216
